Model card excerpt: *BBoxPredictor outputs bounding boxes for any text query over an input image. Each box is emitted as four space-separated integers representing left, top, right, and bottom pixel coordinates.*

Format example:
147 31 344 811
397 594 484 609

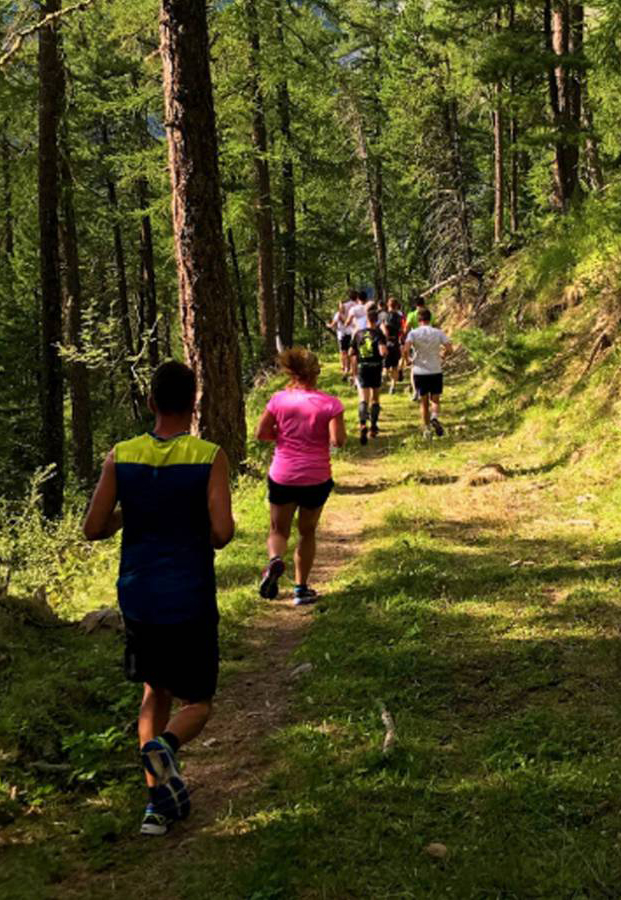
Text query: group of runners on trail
81 291 453 839
329 289 453 441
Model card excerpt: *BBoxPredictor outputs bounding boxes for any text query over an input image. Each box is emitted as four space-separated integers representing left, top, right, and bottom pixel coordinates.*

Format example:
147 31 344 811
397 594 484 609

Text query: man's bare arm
83 452 122 541
208 449 235 550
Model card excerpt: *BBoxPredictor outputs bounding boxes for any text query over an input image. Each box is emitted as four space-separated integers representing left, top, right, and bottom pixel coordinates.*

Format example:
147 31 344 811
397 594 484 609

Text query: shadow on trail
165 507 621 899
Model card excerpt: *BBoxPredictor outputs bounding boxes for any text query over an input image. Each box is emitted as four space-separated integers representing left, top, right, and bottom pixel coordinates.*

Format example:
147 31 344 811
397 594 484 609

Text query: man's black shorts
384 343 401 369
339 334 352 352
413 373 444 397
268 477 334 509
357 363 382 389
123 615 219 702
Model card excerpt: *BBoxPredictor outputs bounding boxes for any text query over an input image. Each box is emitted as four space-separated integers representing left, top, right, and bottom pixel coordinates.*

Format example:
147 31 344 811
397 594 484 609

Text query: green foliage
457 325 560 384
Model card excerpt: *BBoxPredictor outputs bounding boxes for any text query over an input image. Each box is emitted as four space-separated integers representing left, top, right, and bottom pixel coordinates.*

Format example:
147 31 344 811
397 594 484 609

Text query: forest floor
4 359 621 899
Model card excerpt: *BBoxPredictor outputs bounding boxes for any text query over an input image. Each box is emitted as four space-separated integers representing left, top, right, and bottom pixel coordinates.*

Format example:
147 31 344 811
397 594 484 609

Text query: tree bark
547 1 582 210
443 95 473 266
493 80 504 244
227 225 254 365
274 0 296 347
59 128 93 488
160 0 246 468
508 1 519 234
38 0 64 518
351 102 388 300
101 122 141 418
137 175 159 370
582 73 604 191
246 0 277 363
1 123 13 263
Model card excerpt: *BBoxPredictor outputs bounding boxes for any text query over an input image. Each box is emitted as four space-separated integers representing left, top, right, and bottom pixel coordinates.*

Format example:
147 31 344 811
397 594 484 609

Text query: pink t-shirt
267 389 344 486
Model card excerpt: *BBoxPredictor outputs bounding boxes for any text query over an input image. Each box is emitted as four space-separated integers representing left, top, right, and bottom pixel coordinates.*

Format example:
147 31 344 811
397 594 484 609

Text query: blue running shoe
141 737 191 821
140 804 171 836
293 587 318 606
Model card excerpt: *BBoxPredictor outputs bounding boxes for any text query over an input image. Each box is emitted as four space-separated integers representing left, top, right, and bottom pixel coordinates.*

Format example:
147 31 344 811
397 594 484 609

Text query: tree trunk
1 123 13 264
582 73 604 191
443 95 473 266
227 225 254 365
101 122 141 418
493 80 504 244
547 1 582 210
246 0 277 363
160 0 246 468
508 0 519 234
38 0 64 518
137 176 159 370
59 128 93 488
274 0 296 347
351 102 388 300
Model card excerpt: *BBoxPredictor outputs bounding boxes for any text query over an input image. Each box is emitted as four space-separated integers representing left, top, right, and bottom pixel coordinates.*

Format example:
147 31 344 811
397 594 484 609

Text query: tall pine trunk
137 175 159 370
493 80 504 244
59 129 94 488
1 122 13 265
101 122 141 418
227 225 254 365
493 8 504 245
38 0 64 518
160 0 246 468
582 73 604 191
274 0 296 347
547 1 582 210
246 0 277 363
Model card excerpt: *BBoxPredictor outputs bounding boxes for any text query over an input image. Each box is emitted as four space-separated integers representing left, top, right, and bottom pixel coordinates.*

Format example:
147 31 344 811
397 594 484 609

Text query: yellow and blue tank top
114 432 220 624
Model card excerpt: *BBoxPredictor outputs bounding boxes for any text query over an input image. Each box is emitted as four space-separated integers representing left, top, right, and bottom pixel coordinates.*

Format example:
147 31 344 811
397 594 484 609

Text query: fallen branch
0 0 99 70
379 702 396 757
419 268 482 300
578 330 612 381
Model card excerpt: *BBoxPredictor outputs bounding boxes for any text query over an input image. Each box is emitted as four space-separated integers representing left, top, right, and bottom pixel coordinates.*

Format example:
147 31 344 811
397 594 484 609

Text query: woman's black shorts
357 363 383 389
123 615 219 702
413 373 444 397
339 334 352 352
268 477 334 509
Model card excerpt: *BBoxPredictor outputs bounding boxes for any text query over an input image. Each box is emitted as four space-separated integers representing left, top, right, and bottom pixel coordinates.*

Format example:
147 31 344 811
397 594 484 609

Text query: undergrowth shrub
0 466 109 609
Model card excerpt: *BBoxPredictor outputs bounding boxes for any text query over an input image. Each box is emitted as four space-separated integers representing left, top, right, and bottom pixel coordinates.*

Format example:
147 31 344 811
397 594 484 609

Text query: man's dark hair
151 360 196 415
349 289 358 301
415 297 426 308
367 308 379 325
419 308 432 323
359 290 368 302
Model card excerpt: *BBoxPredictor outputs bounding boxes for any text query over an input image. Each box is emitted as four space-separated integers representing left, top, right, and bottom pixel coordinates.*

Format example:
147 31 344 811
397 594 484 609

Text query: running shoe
360 425 368 446
140 804 172 837
259 556 285 599
140 737 191 821
422 427 432 441
293 587 318 606
342 374 349 383
430 418 444 437
388 383 395 395
140 785 178 836
370 425 380 438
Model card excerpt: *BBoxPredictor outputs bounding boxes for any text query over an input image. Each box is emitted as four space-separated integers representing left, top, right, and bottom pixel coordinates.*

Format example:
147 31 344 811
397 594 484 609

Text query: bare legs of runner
358 385 381 443
419 393 442 433
267 502 325 587
138 686 211 787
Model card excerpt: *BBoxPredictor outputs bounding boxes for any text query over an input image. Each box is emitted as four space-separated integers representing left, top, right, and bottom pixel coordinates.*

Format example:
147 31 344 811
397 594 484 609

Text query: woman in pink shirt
256 348 346 605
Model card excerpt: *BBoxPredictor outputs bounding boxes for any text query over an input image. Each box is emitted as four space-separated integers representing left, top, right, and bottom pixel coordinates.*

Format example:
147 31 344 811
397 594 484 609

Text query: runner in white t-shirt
328 301 353 381
404 308 453 437
346 290 370 334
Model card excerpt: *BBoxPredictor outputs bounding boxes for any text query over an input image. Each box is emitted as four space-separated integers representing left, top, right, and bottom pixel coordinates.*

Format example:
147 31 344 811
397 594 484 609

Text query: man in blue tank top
83 361 234 836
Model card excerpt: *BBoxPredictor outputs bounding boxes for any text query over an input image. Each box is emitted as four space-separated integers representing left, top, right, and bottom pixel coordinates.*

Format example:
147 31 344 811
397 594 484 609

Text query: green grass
4 294 621 898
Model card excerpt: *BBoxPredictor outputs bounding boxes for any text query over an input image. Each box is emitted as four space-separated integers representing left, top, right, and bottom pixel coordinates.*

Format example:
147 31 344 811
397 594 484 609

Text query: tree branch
0 0 100 70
